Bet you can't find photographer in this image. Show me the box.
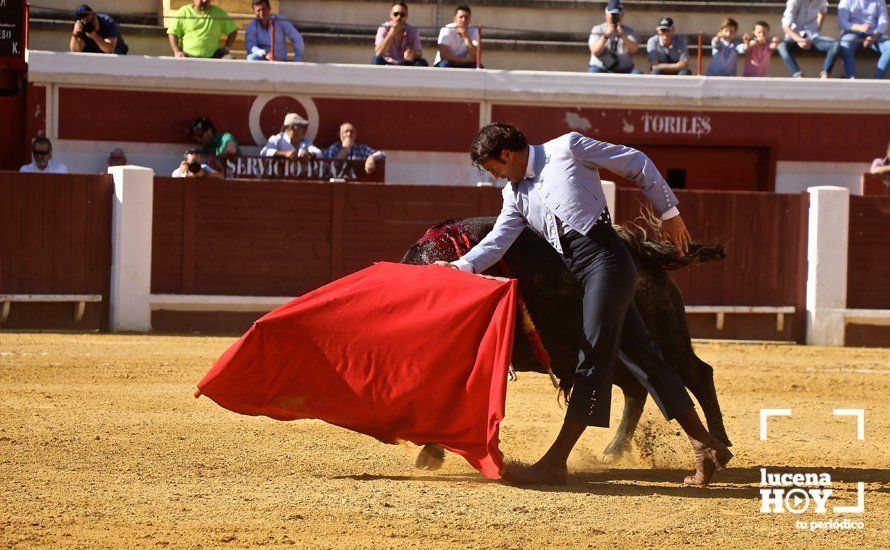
[69,5,129,55]
[172,149,222,179]
[588,0,641,74]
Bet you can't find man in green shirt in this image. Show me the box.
[190,118,241,159]
[167,0,238,58]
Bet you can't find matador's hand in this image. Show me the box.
[662,215,692,256]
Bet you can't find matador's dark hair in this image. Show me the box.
[470,123,528,167]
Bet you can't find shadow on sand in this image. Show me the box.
[333,466,890,500]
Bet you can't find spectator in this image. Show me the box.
[190,118,241,159]
[871,141,890,174]
[246,0,305,62]
[20,137,69,174]
[742,21,780,77]
[69,5,129,55]
[706,18,745,76]
[588,0,641,74]
[434,5,480,68]
[324,122,386,175]
[260,113,322,158]
[172,149,221,178]
[647,17,691,75]
[107,147,128,168]
[777,0,840,78]
[838,0,890,79]
[373,2,428,66]
[167,0,237,59]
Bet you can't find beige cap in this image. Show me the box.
[283,113,309,127]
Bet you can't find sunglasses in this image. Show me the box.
[392,11,406,18]
[33,149,50,156]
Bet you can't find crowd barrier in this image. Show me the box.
[1,168,887,345]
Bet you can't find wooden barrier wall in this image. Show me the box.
[615,188,809,342]
[151,178,502,297]
[152,180,811,340]
[846,196,890,346]
[848,196,890,309]
[0,172,113,329]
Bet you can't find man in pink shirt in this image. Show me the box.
[372,2,428,66]
[743,20,780,76]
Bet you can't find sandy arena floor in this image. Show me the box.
[1,333,888,548]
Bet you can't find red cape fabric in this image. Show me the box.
[196,262,517,479]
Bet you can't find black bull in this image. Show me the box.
[401,217,732,466]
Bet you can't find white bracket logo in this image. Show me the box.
[760,408,792,440]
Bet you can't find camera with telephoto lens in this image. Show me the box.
[187,161,203,175]
[609,13,619,25]
[81,19,95,34]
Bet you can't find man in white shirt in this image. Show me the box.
[777,0,839,78]
[436,124,732,486]
[434,4,480,68]
[20,137,69,174]
[260,113,322,158]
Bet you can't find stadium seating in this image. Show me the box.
[26,1,885,76]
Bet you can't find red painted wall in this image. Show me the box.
[492,104,889,165]
[57,88,480,152]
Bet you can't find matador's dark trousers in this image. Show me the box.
[559,221,695,427]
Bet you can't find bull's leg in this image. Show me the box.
[602,368,648,464]
[684,357,732,448]
[415,443,445,470]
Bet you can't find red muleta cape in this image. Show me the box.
[195,262,517,479]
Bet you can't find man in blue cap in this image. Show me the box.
[69,5,129,55]
[588,0,641,74]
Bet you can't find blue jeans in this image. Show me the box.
[650,67,692,75]
[435,59,479,68]
[587,65,643,74]
[371,55,429,67]
[776,35,839,76]
[839,33,890,79]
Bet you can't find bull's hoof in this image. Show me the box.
[415,444,445,471]
[601,444,631,465]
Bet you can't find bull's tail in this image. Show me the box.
[617,206,726,271]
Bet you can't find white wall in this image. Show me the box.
[775,161,871,195]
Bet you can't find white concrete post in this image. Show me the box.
[108,166,154,332]
[601,180,617,215]
[806,186,849,346]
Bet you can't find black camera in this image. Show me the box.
[188,161,202,175]
[609,13,620,25]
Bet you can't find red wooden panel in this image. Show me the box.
[861,173,890,196]
[491,104,890,164]
[0,172,113,328]
[151,179,185,293]
[615,189,808,341]
[341,185,492,273]
[847,196,890,309]
[152,178,335,296]
[0,95,25,170]
[601,145,772,192]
